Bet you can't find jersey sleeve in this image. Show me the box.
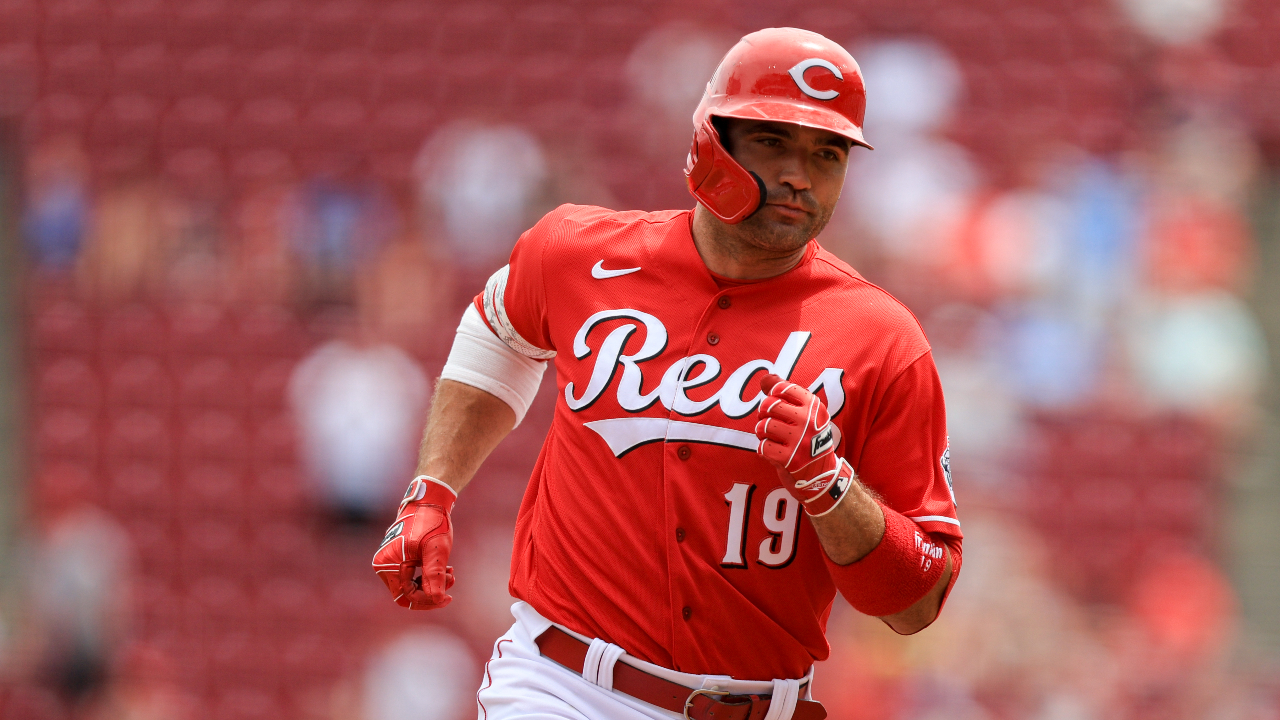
[852,351,960,539]
[472,206,576,360]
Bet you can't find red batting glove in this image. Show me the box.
[755,373,854,516]
[372,476,457,610]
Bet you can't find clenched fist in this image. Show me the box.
[373,476,457,609]
[755,373,854,516]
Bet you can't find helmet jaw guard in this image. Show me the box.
[684,27,872,225]
[685,119,767,225]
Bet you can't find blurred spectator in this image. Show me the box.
[999,302,1106,409]
[625,23,736,156]
[1140,111,1259,295]
[414,122,547,270]
[1119,0,1229,45]
[837,39,979,272]
[89,642,197,720]
[1124,290,1267,419]
[356,229,454,356]
[28,507,133,709]
[361,627,477,720]
[77,165,165,302]
[288,314,429,527]
[287,162,398,305]
[926,304,1021,486]
[22,136,90,271]
[232,152,300,305]
[156,148,230,302]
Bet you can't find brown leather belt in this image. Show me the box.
[535,626,827,720]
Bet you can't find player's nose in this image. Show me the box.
[775,151,813,193]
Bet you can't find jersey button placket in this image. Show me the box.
[676,445,691,461]
[717,296,732,309]
[675,527,685,542]
[682,606,692,621]
[706,332,719,345]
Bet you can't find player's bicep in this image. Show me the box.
[854,352,960,538]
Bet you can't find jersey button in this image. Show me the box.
[682,606,692,620]
[676,445,692,460]
[707,332,720,345]
[717,296,732,310]
[676,528,685,542]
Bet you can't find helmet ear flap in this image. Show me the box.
[685,120,766,225]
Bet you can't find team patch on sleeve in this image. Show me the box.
[941,441,955,505]
[482,265,556,360]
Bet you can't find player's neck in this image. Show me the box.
[690,205,808,280]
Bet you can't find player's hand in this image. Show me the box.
[372,476,457,610]
[755,373,854,516]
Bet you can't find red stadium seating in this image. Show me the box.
[105,461,172,517]
[35,408,98,463]
[307,50,373,100]
[101,304,167,353]
[227,97,300,153]
[177,358,248,411]
[240,305,306,357]
[159,95,231,151]
[177,45,239,99]
[42,43,109,101]
[176,464,247,520]
[42,0,106,46]
[30,301,95,354]
[105,0,171,49]
[35,357,102,410]
[0,1,37,45]
[236,0,304,51]
[237,47,306,102]
[105,355,173,409]
[168,303,235,355]
[250,414,297,467]
[110,44,171,97]
[304,0,373,52]
[88,93,162,153]
[179,411,249,468]
[182,523,250,578]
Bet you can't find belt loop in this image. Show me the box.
[762,678,800,720]
[581,638,627,691]
[582,638,608,686]
[595,643,626,691]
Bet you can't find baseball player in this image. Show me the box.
[374,28,962,720]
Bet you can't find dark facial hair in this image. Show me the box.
[735,185,836,253]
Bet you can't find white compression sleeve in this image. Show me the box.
[440,305,548,427]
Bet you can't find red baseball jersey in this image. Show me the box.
[473,204,961,681]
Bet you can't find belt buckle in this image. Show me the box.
[683,688,730,720]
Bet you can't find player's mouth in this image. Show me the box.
[766,202,810,221]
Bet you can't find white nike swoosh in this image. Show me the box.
[592,260,641,279]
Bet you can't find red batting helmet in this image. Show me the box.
[685,28,873,224]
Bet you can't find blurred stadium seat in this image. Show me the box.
[36,357,101,410]
[105,355,173,409]
[159,95,231,151]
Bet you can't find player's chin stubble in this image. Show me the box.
[737,199,836,255]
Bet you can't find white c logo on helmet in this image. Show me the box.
[788,58,843,101]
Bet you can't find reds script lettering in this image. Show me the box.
[565,308,847,456]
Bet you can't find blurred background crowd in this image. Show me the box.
[0,0,1279,718]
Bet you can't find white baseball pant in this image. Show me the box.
[476,602,813,720]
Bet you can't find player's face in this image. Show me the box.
[721,118,852,252]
